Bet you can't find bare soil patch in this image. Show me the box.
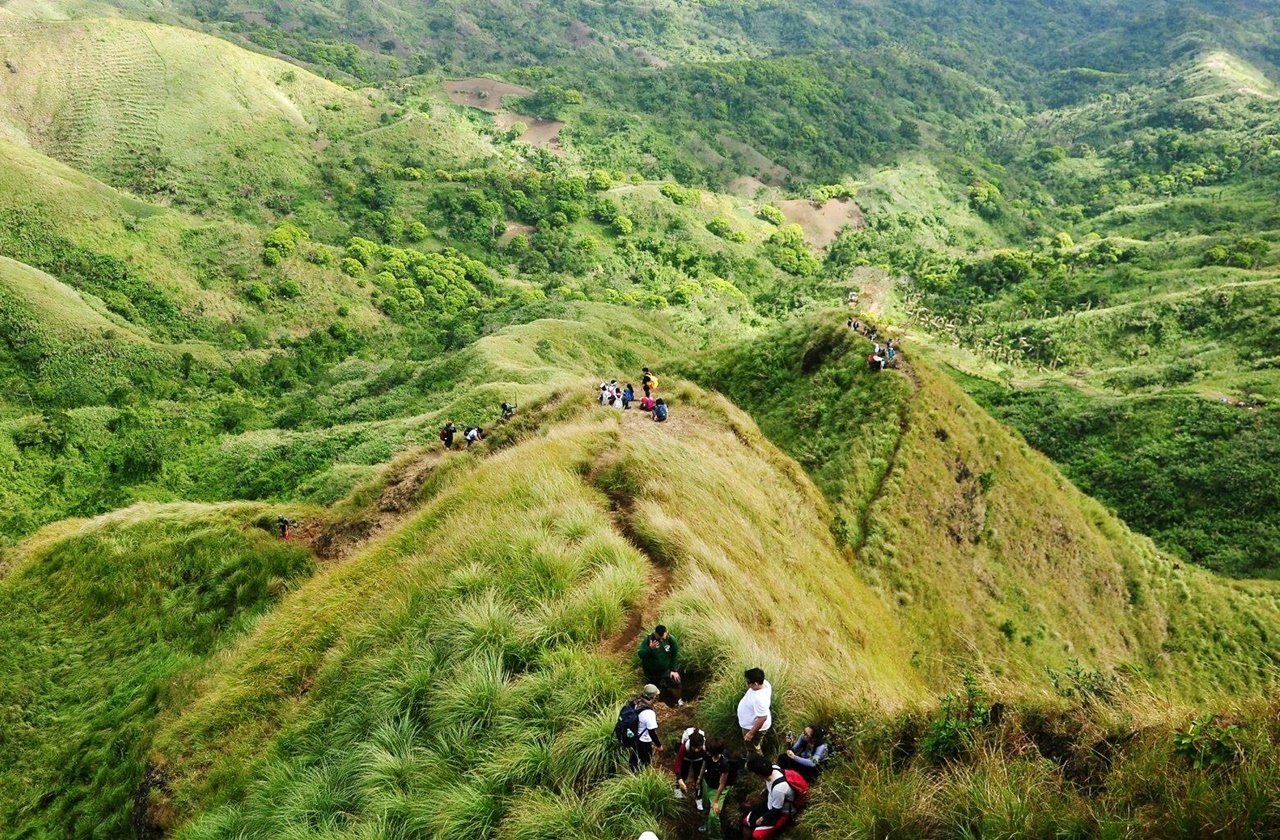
[499,221,534,246]
[495,111,565,153]
[777,197,865,248]
[443,77,535,112]
[728,175,768,197]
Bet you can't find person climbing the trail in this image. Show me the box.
[622,383,635,409]
[501,401,516,421]
[779,725,828,782]
[636,684,662,767]
[638,624,683,706]
[739,755,808,839]
[642,367,657,398]
[639,394,656,413]
[705,737,740,824]
[675,728,709,810]
[847,290,858,306]
[653,399,669,423]
[738,668,772,749]
[276,515,292,540]
[465,426,484,447]
[616,684,662,770]
[439,421,456,450]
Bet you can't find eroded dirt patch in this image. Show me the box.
[495,111,565,153]
[777,197,865,248]
[443,77,534,112]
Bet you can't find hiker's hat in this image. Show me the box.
[642,683,660,699]
[639,833,661,840]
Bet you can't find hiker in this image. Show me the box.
[867,353,884,372]
[779,726,828,781]
[501,402,516,421]
[439,421,456,449]
[638,625,682,706]
[622,383,635,409]
[738,668,772,748]
[600,382,612,405]
[674,727,708,810]
[636,684,662,767]
[642,368,657,398]
[616,684,662,770]
[639,394,657,413]
[740,755,808,839]
[612,389,625,410]
[706,738,739,819]
[276,515,292,540]
[465,426,484,447]
[847,290,858,306]
[653,399,669,423]
[639,833,660,840]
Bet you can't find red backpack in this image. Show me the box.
[771,767,810,811]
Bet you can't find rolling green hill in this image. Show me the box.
[3,1,1280,837]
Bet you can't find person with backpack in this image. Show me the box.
[642,368,657,398]
[740,755,809,839]
[617,684,662,770]
[439,421,456,450]
[673,727,708,810]
[500,402,516,421]
[653,399,669,423]
[637,625,682,706]
[779,725,828,782]
[276,515,292,540]
[738,668,772,749]
[639,395,656,413]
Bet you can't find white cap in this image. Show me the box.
[639,833,660,840]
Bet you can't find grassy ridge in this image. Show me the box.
[0,503,314,838]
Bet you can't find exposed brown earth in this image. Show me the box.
[443,77,534,112]
[777,197,866,248]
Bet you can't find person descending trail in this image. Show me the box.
[779,726,828,782]
[740,756,809,839]
[705,738,741,823]
[439,421,456,450]
[276,515,292,540]
[653,399,669,423]
[638,624,682,706]
[674,728,709,811]
[738,668,772,749]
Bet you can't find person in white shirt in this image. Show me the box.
[737,667,772,749]
[740,755,793,838]
[636,683,662,767]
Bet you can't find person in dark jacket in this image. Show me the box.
[637,624,682,706]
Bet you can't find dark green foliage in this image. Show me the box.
[921,674,990,762]
[1174,715,1242,770]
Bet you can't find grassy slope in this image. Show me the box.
[0,502,314,838]
[145,393,923,836]
[682,316,1280,698]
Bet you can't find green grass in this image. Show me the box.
[0,503,315,838]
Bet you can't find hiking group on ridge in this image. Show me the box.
[599,367,669,422]
[616,624,827,838]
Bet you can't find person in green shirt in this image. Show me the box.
[638,624,683,706]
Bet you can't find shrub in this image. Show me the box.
[758,204,786,226]
[1174,715,1242,769]
[244,282,271,304]
[273,279,302,299]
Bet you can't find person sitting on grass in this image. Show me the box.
[622,383,635,409]
[740,755,793,839]
[779,726,828,781]
[638,624,683,706]
[653,399,669,423]
[639,395,657,413]
[674,727,708,810]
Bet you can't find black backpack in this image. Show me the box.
[614,699,641,747]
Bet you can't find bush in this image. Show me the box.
[244,282,271,304]
[758,204,786,226]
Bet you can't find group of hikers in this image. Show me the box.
[600,367,669,422]
[617,625,828,838]
[437,402,517,450]
[847,317,901,372]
